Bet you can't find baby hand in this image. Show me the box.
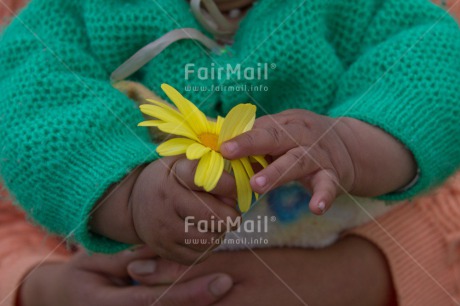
[221,110,416,215]
[131,157,240,265]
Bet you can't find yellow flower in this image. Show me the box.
[138,83,267,212]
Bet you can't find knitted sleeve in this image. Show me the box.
[0,1,158,253]
[326,0,460,200]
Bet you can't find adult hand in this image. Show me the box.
[20,246,233,306]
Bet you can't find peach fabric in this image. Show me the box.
[0,188,71,306]
[0,0,28,25]
[434,0,460,20]
[347,173,460,305]
[0,1,460,306]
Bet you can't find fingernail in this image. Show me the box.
[209,275,233,296]
[317,201,326,214]
[254,176,267,187]
[129,260,156,275]
[223,141,238,154]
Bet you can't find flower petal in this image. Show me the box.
[194,151,225,191]
[215,116,225,134]
[240,157,255,178]
[156,138,196,156]
[195,151,212,187]
[138,120,164,127]
[231,159,252,212]
[251,155,268,168]
[240,157,261,201]
[156,122,199,141]
[218,104,256,146]
[161,84,210,135]
[140,102,198,140]
[146,99,175,109]
[186,143,211,160]
[139,104,184,124]
[224,159,232,173]
[202,151,224,192]
[208,120,217,134]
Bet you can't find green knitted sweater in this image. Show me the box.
[1,0,460,253]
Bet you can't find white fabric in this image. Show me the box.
[218,196,397,250]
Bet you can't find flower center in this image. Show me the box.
[198,133,219,151]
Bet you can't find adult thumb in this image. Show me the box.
[109,273,233,306]
[157,273,233,305]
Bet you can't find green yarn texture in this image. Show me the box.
[1,0,460,253]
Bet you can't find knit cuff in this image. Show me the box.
[328,84,459,201]
[22,131,159,254]
[345,201,460,305]
[72,136,158,253]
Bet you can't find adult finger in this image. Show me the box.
[128,257,228,287]
[73,246,156,278]
[101,273,233,306]
[128,257,189,285]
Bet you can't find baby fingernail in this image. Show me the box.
[254,176,267,187]
[129,260,156,275]
[209,275,233,296]
[223,141,238,153]
[317,201,326,213]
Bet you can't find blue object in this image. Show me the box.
[267,183,311,223]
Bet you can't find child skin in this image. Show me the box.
[90,110,416,265]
